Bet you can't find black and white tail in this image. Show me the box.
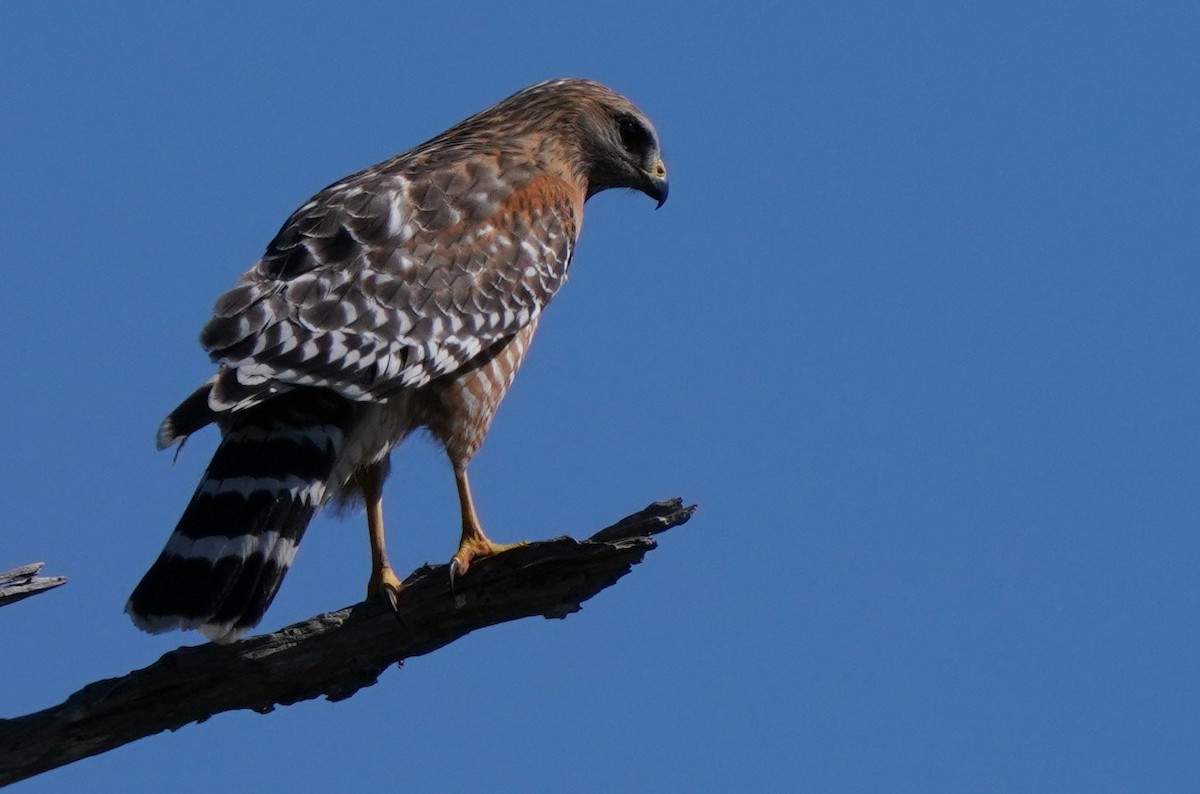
[127,388,355,643]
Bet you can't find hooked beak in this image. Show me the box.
[643,158,669,209]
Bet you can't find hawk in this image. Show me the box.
[126,79,668,642]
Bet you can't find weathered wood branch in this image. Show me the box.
[0,563,67,608]
[0,499,693,786]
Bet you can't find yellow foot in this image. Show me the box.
[367,565,404,612]
[449,537,527,587]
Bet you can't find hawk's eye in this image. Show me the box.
[617,114,653,155]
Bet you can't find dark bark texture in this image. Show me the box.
[0,499,693,786]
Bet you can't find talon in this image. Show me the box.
[449,538,526,586]
[367,565,404,613]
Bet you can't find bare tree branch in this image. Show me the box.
[0,563,67,608]
[0,499,694,786]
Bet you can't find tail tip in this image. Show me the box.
[125,600,246,644]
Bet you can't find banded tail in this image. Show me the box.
[127,388,355,643]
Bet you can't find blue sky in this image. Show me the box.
[2,2,1197,790]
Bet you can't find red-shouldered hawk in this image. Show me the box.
[126,79,668,642]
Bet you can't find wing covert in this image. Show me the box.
[200,160,581,403]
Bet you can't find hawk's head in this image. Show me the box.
[566,79,668,208]
[497,78,669,208]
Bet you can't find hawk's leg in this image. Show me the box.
[361,462,403,611]
[449,466,525,586]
